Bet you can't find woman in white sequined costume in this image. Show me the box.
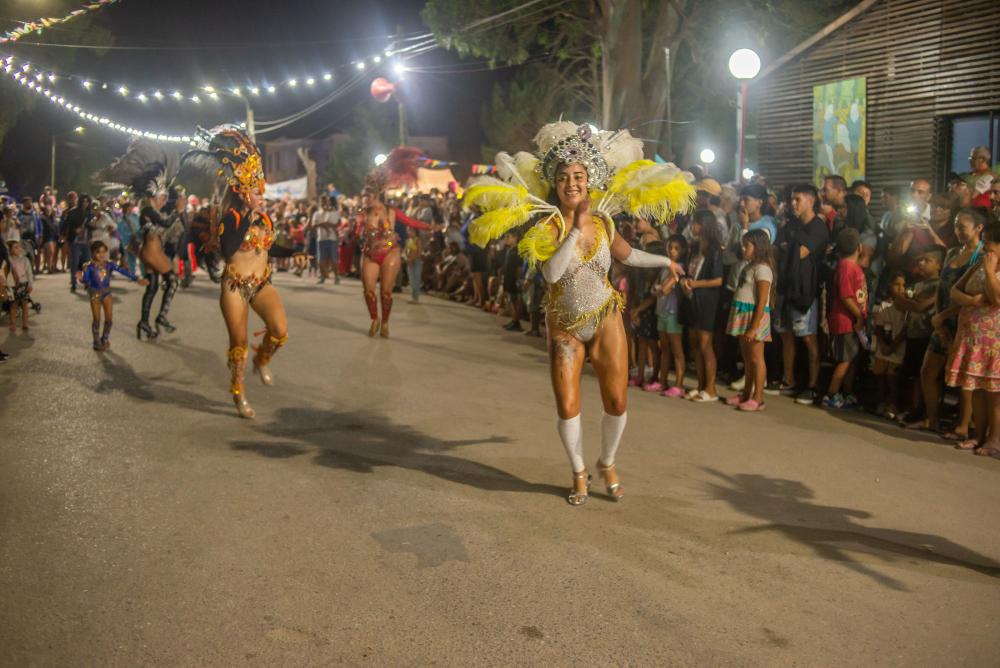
[466,122,695,505]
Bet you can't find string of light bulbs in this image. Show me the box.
[0,39,424,109]
[1,55,194,144]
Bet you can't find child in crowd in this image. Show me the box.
[897,249,941,426]
[499,231,524,331]
[655,234,688,397]
[823,228,868,408]
[76,240,147,350]
[5,240,33,333]
[871,272,908,419]
[681,208,724,402]
[631,241,666,388]
[725,229,773,411]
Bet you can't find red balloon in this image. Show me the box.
[370,78,395,103]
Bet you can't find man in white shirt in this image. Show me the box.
[312,196,341,284]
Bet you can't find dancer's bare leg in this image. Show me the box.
[378,251,401,337]
[249,284,288,385]
[588,313,628,499]
[220,288,252,417]
[361,258,380,335]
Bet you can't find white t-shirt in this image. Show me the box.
[733,262,773,307]
[313,209,340,242]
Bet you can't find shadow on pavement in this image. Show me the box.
[231,406,565,498]
[96,351,234,416]
[704,468,1000,590]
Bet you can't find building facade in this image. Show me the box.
[750,0,1000,191]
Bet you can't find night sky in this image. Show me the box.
[0,0,502,194]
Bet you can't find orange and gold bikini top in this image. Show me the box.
[219,208,275,254]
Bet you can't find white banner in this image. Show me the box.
[265,176,308,200]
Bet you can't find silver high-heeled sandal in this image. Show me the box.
[253,360,274,386]
[567,471,591,506]
[597,461,624,501]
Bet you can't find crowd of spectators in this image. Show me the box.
[3,147,1000,454]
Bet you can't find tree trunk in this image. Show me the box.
[597,0,643,131]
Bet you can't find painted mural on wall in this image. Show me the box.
[813,77,866,187]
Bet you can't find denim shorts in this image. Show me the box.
[657,313,683,334]
[773,296,819,337]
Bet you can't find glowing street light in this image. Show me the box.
[171,91,182,100]
[700,148,716,164]
[355,62,366,70]
[393,62,406,77]
[323,72,332,81]
[728,48,761,181]
[374,153,387,166]
[742,167,755,181]
[728,49,762,80]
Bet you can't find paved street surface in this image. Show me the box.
[2,270,999,666]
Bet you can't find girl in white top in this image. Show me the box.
[725,229,774,411]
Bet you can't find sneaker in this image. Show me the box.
[821,393,845,409]
[795,388,818,405]
[843,394,860,409]
[642,381,665,392]
[763,381,782,396]
[662,386,684,398]
[779,382,798,397]
[729,376,747,392]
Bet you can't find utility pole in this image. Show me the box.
[50,134,56,190]
[664,47,672,162]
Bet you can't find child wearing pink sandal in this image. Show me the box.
[725,229,773,412]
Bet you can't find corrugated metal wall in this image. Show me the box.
[751,0,1000,191]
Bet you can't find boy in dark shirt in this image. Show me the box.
[823,228,868,409]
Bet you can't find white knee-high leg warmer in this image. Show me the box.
[600,411,627,467]
[557,414,585,472]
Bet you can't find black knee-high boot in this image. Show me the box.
[138,272,159,339]
[156,272,178,333]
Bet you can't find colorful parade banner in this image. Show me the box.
[1,1,122,44]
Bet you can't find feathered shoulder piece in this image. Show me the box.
[465,150,561,255]
[594,160,696,222]
[92,138,181,196]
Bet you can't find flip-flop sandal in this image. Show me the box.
[955,439,980,450]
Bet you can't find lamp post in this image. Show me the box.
[50,126,84,192]
[728,48,761,181]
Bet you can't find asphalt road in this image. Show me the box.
[1,269,998,666]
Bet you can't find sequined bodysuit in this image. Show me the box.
[545,222,623,343]
[362,216,397,266]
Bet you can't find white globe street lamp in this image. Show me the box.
[700,148,716,164]
[742,167,755,181]
[374,153,387,166]
[728,49,761,80]
[728,48,761,182]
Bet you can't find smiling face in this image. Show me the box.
[554,163,588,209]
[954,213,983,245]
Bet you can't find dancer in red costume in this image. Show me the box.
[360,148,430,338]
